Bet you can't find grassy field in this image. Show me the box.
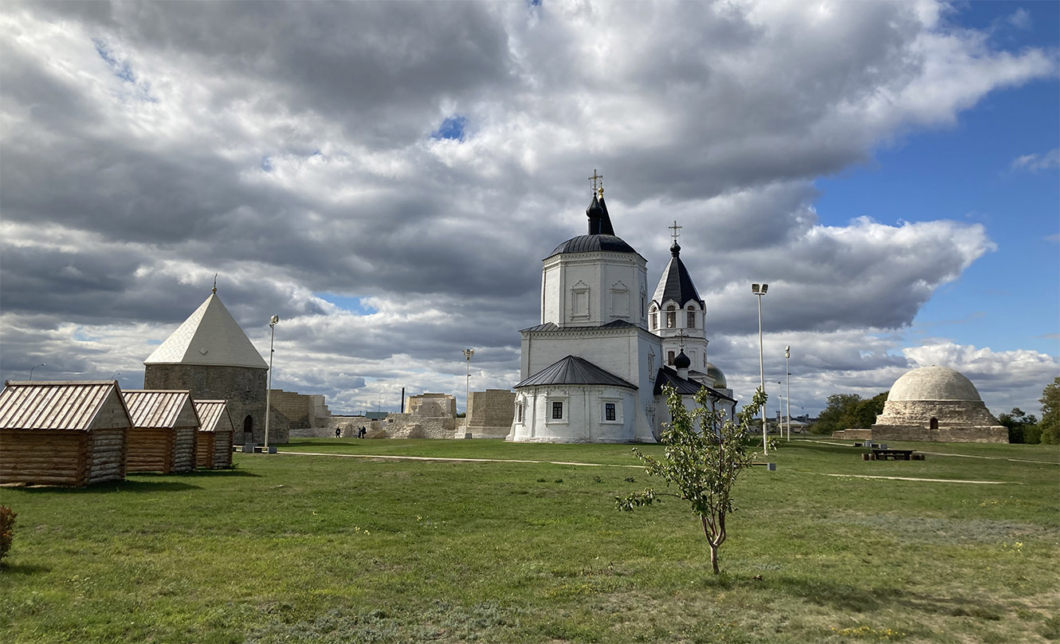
[1,437,1057,643]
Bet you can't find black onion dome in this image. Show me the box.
[548,234,637,258]
[674,351,691,369]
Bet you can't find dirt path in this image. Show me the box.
[817,473,1014,485]
[802,439,1057,465]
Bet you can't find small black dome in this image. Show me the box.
[548,234,637,258]
[670,240,681,256]
[674,351,691,369]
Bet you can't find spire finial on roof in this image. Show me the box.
[588,169,603,194]
[669,220,682,244]
[212,274,218,294]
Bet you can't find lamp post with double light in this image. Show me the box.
[264,315,279,452]
[752,283,768,455]
[785,345,791,441]
[462,348,474,416]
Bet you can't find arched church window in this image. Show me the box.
[650,311,657,330]
[687,306,696,329]
[667,350,675,366]
[666,305,676,328]
[929,417,939,430]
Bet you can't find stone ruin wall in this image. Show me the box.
[269,390,331,434]
[404,393,457,417]
[871,400,1008,443]
[466,389,516,439]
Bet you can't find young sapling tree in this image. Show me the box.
[617,384,768,575]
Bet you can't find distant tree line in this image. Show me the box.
[1002,377,1059,444]
[809,391,888,435]
[808,377,1060,444]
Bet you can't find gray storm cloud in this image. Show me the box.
[1,0,1055,414]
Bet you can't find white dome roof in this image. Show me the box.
[888,366,982,402]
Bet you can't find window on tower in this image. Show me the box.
[650,310,658,330]
[687,307,696,329]
[666,305,676,328]
[667,350,675,365]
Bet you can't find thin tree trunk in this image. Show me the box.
[710,543,719,575]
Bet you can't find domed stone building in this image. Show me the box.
[871,366,1007,443]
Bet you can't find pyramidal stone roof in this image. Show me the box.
[651,241,704,308]
[144,293,269,369]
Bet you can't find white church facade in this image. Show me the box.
[507,181,735,443]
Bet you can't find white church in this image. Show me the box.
[507,179,736,443]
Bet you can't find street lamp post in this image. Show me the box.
[29,363,45,380]
[264,315,279,452]
[785,346,791,441]
[462,349,475,416]
[752,283,768,455]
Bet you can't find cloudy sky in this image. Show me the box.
[2,0,1057,419]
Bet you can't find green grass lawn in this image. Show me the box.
[1,438,1057,643]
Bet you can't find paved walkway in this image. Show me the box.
[277,450,639,468]
[275,450,1015,484]
[802,439,1057,465]
[817,473,1013,485]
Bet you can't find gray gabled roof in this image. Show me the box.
[515,355,637,390]
[521,320,638,333]
[144,293,268,369]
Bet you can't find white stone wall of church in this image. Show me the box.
[508,386,637,442]
[541,252,648,328]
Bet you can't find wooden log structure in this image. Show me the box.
[122,391,200,474]
[0,382,132,487]
[193,400,235,469]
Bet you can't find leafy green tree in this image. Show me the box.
[850,391,889,429]
[811,393,861,434]
[617,384,768,575]
[1039,378,1060,445]
[998,407,1040,444]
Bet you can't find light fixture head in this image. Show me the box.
[785,346,790,358]
[270,315,280,325]
[752,283,760,293]
[761,283,769,294]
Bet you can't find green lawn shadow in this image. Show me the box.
[17,480,203,494]
[1,562,51,575]
[775,575,1006,618]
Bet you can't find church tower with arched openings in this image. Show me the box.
[509,174,736,443]
[649,221,708,375]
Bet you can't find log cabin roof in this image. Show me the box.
[193,400,235,433]
[0,380,131,431]
[123,390,200,430]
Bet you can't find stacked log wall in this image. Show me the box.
[87,428,127,484]
[196,433,215,469]
[126,428,174,473]
[0,429,83,485]
[215,431,233,468]
[172,426,197,473]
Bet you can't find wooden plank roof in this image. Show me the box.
[0,380,128,431]
[123,390,199,429]
[193,400,234,433]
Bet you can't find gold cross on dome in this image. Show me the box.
[588,169,603,193]
[669,220,682,244]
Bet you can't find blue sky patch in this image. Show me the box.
[316,293,377,315]
[93,39,136,83]
[432,116,468,141]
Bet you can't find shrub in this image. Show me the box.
[0,505,16,564]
